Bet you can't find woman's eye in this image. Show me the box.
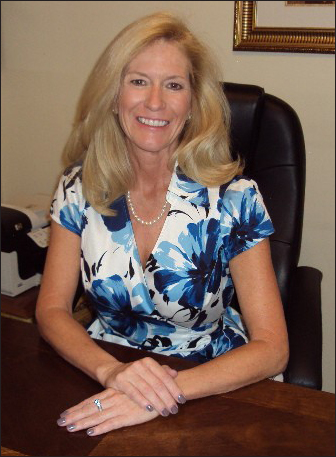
[130,79,146,86]
[167,82,183,91]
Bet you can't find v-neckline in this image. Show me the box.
[123,194,172,274]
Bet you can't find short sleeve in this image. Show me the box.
[50,165,86,236]
[220,177,274,261]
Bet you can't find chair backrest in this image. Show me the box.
[223,82,306,311]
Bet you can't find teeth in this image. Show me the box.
[138,117,169,127]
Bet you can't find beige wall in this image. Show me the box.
[2,1,335,392]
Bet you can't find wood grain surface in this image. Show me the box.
[1,317,335,457]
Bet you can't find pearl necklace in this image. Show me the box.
[126,191,168,226]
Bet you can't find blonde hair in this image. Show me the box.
[62,11,243,215]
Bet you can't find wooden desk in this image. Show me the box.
[1,287,39,322]
[1,317,335,456]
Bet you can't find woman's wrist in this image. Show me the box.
[95,358,124,387]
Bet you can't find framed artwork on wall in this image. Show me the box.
[233,1,335,53]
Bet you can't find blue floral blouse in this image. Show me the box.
[50,163,274,364]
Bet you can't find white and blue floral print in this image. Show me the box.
[50,163,274,363]
[153,218,223,313]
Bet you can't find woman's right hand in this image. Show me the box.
[100,357,186,416]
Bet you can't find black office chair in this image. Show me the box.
[223,82,323,390]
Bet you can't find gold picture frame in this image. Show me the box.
[233,1,335,54]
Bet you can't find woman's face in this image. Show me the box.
[118,40,192,158]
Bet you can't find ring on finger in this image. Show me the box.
[93,399,103,412]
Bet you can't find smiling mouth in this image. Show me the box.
[137,117,169,127]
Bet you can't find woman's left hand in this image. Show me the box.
[56,387,161,436]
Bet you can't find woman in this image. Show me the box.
[36,11,289,436]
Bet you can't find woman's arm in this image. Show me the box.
[36,221,117,382]
[175,238,289,400]
[36,221,183,416]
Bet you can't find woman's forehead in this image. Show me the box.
[125,40,192,77]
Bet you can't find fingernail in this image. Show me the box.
[60,410,68,417]
[161,408,169,417]
[178,394,186,404]
[170,405,179,414]
[67,424,76,431]
[146,404,154,412]
[87,428,95,436]
[57,417,66,426]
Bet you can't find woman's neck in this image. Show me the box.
[128,150,174,195]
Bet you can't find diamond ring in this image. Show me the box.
[93,399,103,412]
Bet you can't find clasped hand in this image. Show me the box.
[57,357,186,436]
[105,357,186,415]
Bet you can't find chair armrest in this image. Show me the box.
[283,266,323,390]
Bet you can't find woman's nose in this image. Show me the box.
[145,85,165,111]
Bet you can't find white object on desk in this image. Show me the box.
[1,252,42,297]
[1,194,51,297]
